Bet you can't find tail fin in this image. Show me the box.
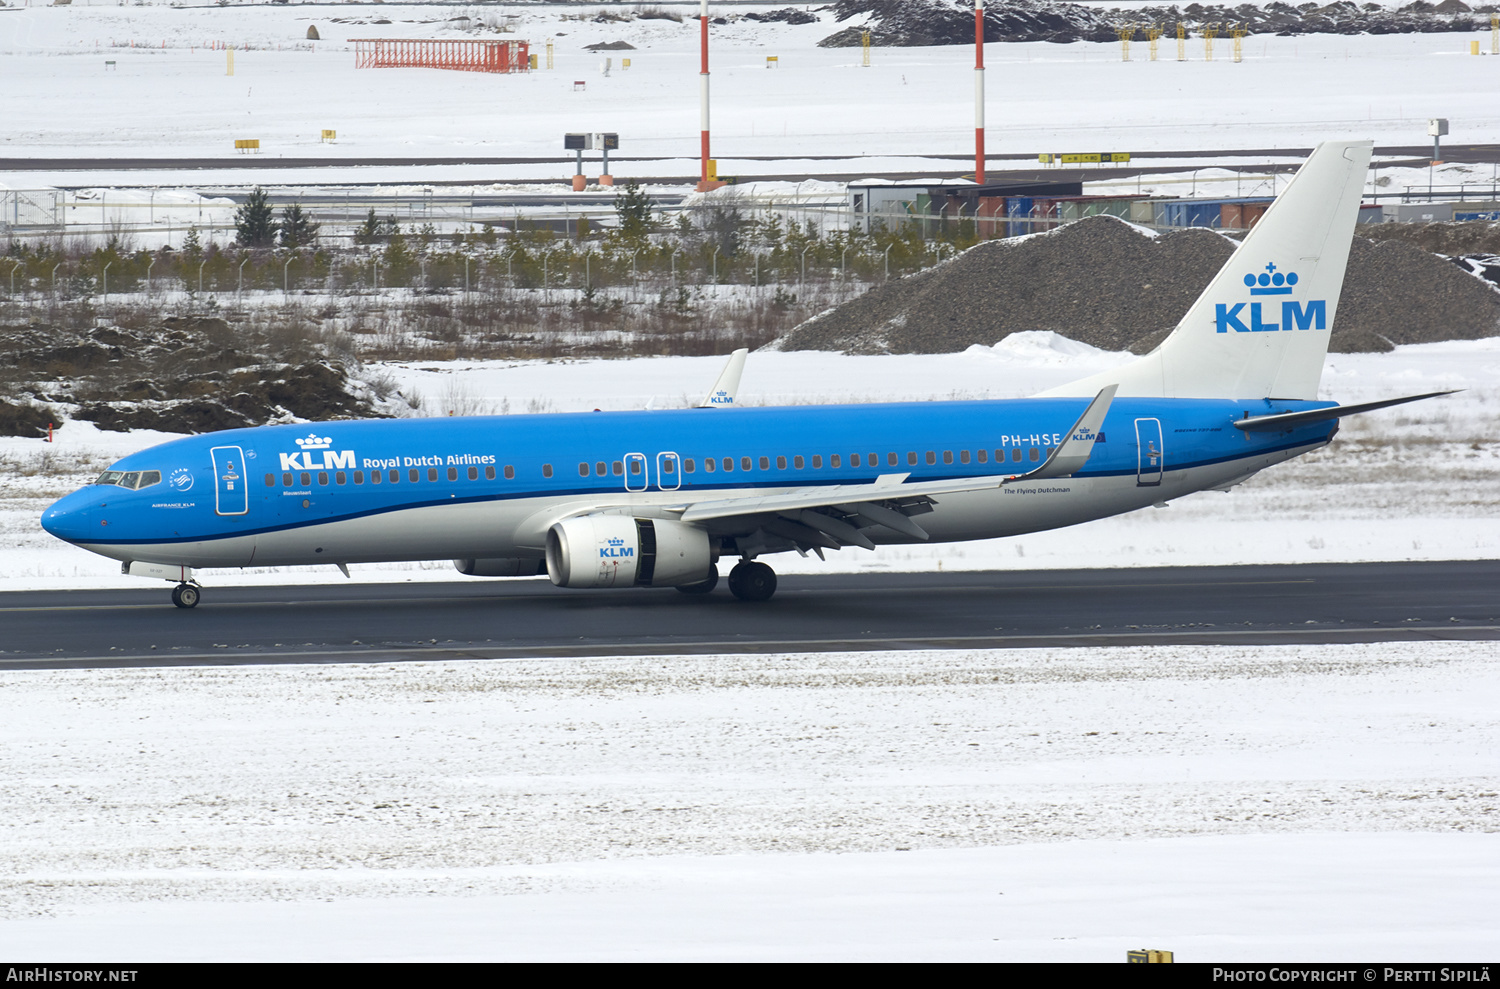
[1042,140,1373,401]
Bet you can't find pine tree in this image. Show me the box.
[613,180,655,240]
[354,208,383,245]
[278,203,320,249]
[234,187,277,248]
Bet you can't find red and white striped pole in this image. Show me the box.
[699,0,712,189]
[975,0,986,186]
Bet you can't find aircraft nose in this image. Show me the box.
[41,489,100,543]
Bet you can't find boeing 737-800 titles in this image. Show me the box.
[41,141,1449,606]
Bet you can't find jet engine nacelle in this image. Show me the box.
[452,557,547,577]
[545,515,712,588]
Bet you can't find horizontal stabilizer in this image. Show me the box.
[1232,390,1456,432]
[1004,385,1117,483]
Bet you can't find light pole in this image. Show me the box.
[198,258,206,295]
[51,262,61,300]
[711,245,720,284]
[101,260,111,310]
[146,257,155,296]
[800,244,812,295]
[284,252,295,297]
[238,256,249,301]
[974,0,986,186]
[884,243,893,281]
[7,259,22,297]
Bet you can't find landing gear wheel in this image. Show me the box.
[675,563,719,595]
[727,561,777,602]
[171,583,200,609]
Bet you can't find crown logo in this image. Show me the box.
[607,536,625,546]
[1243,262,1298,296]
[295,434,333,449]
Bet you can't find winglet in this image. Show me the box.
[1005,385,1117,484]
[699,349,749,408]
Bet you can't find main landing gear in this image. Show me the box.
[726,560,777,602]
[170,583,201,609]
[674,560,778,601]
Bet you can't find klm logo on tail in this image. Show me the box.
[1215,263,1326,334]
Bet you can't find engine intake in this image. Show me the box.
[546,515,711,588]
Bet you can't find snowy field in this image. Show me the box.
[3,2,1500,189]
[1,640,1498,961]
[2,334,1496,593]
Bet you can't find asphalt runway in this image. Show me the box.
[1,560,1496,670]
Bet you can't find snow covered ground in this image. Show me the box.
[1,640,1497,960]
[3,2,1499,185]
[2,333,1496,592]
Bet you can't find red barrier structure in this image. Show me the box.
[353,38,529,73]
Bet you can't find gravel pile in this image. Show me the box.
[771,215,1500,356]
[817,0,1498,48]
[0,316,378,437]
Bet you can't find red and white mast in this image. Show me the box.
[699,0,712,190]
[975,0,986,186]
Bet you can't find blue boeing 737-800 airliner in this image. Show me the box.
[41,141,1450,607]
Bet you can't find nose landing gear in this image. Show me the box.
[171,583,201,609]
[726,560,777,602]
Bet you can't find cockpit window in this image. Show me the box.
[92,470,162,490]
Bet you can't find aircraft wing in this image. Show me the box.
[666,386,1117,552]
[698,349,749,408]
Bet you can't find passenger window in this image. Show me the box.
[850,454,861,468]
[372,470,383,485]
[318,472,329,485]
[468,466,479,480]
[960,450,971,464]
[409,469,420,483]
[612,461,623,476]
[1029,447,1041,462]
[722,458,733,472]
[812,455,822,469]
[301,472,312,487]
[758,456,768,470]
[942,451,953,465]
[776,456,787,470]
[445,466,458,481]
[705,458,716,473]
[977,450,988,464]
[485,466,495,480]
[925,451,936,465]
[265,473,276,487]
[994,450,1005,463]
[888,452,898,467]
[662,459,675,474]
[542,464,553,479]
[685,459,696,473]
[831,454,841,468]
[504,466,514,480]
[283,472,293,486]
[389,469,399,483]
[1011,449,1022,462]
[595,461,606,476]
[629,460,641,475]
[579,463,589,477]
[794,455,804,469]
[354,471,365,484]
[907,452,918,466]
[336,471,347,485]
[741,457,752,471]
[429,468,440,482]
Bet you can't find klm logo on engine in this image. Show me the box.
[1215,262,1326,334]
[278,433,356,472]
[600,536,634,559]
